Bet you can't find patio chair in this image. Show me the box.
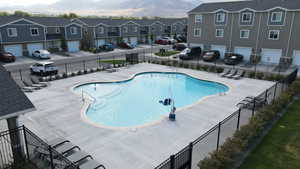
[54,142,81,155]
[224,69,237,78]
[14,79,36,92]
[48,138,70,148]
[232,70,245,80]
[220,68,231,77]
[79,160,105,169]
[23,78,44,89]
[31,76,48,87]
[65,150,93,164]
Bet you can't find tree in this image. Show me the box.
[13,10,31,17]
[59,13,78,19]
[0,12,9,16]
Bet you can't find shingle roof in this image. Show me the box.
[189,0,300,13]
[0,16,72,27]
[0,65,35,120]
[78,18,129,27]
[159,18,187,25]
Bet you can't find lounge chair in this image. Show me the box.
[220,68,231,77]
[48,138,70,148]
[14,79,35,92]
[79,160,105,169]
[31,76,48,87]
[54,142,80,155]
[23,78,43,89]
[66,150,93,164]
[232,70,244,80]
[224,69,237,78]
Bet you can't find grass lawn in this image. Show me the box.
[155,50,180,57]
[238,98,300,169]
[98,59,126,64]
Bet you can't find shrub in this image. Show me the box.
[216,67,224,73]
[248,71,255,78]
[256,72,264,80]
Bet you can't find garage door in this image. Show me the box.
[130,37,138,46]
[211,45,226,59]
[96,39,105,47]
[4,45,23,57]
[67,41,80,52]
[293,50,300,66]
[190,43,203,49]
[261,48,282,64]
[27,43,43,56]
[234,47,252,62]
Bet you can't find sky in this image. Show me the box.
[0,0,242,17]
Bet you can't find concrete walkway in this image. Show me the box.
[19,63,274,169]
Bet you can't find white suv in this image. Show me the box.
[30,62,58,76]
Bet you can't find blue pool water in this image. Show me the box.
[74,72,229,128]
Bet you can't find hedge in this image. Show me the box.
[198,80,300,169]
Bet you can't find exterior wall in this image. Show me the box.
[46,27,64,40]
[172,23,186,35]
[121,23,140,37]
[65,24,82,41]
[150,23,164,36]
[95,25,108,39]
[0,21,45,44]
[188,9,300,61]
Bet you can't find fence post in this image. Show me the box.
[22,126,30,160]
[252,98,256,117]
[216,122,221,151]
[98,56,101,69]
[19,69,22,81]
[264,89,268,105]
[48,146,55,169]
[236,109,241,130]
[170,155,175,169]
[188,142,193,169]
[83,60,86,71]
[65,63,68,74]
[273,82,278,103]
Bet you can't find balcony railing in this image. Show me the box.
[46,33,63,40]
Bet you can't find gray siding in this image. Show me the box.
[0,20,45,43]
[151,23,164,35]
[46,27,64,40]
[95,25,107,38]
[121,23,140,37]
[65,24,82,40]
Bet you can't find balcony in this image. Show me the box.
[107,31,120,37]
[46,33,63,40]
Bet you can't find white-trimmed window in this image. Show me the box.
[268,30,280,40]
[56,28,60,33]
[216,29,224,38]
[123,26,128,33]
[134,26,138,32]
[271,12,283,22]
[240,30,250,39]
[241,12,252,23]
[216,13,225,23]
[195,15,203,23]
[7,28,17,37]
[194,28,201,37]
[30,28,39,36]
[98,27,104,34]
[70,27,78,35]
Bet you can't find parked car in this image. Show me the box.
[172,43,187,51]
[179,47,202,60]
[98,43,115,52]
[30,62,58,76]
[0,52,16,62]
[224,53,244,65]
[118,42,134,49]
[32,50,50,59]
[162,37,177,44]
[202,50,220,62]
[174,35,186,43]
[155,38,169,45]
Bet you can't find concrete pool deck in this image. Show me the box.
[19,63,274,169]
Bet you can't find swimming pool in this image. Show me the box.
[74,72,229,128]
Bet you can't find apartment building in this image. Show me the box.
[0,16,83,57]
[188,0,300,66]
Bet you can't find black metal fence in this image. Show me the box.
[155,68,298,169]
[0,125,77,169]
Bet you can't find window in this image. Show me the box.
[216,29,224,38]
[134,26,138,32]
[30,28,39,36]
[269,30,280,40]
[173,26,177,31]
[194,28,201,37]
[271,12,283,22]
[98,27,104,34]
[70,27,78,35]
[44,28,48,33]
[195,15,203,23]
[56,28,60,33]
[216,13,225,23]
[241,12,252,22]
[240,30,250,39]
[123,26,128,33]
[7,28,17,37]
